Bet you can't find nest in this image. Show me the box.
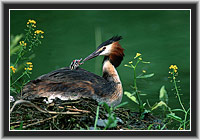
[10,98,166,130]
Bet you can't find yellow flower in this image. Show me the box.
[142,70,146,73]
[169,65,178,73]
[30,23,36,27]
[124,64,128,67]
[129,61,133,64]
[139,57,142,61]
[35,30,44,34]
[10,66,16,73]
[28,19,36,24]
[169,65,178,70]
[28,68,32,71]
[134,53,142,59]
[25,62,33,71]
[26,62,32,65]
[19,41,27,47]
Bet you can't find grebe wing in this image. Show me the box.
[22,67,115,102]
[36,67,101,82]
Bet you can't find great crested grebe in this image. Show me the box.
[22,36,124,106]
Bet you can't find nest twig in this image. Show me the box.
[10,98,166,130]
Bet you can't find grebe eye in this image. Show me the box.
[103,47,106,50]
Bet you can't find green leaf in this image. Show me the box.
[10,45,21,56]
[99,102,111,113]
[94,105,100,130]
[148,124,154,130]
[140,93,147,96]
[124,91,139,104]
[151,101,168,111]
[10,34,23,49]
[10,87,17,93]
[10,126,15,130]
[108,117,117,128]
[171,109,185,112]
[159,85,168,104]
[140,109,151,120]
[114,102,128,110]
[161,124,167,130]
[16,121,24,130]
[167,113,183,122]
[142,61,150,64]
[136,73,154,79]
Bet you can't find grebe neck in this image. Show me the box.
[102,59,123,106]
[102,60,121,84]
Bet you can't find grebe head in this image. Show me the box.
[83,36,124,67]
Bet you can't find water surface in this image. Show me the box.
[10,10,190,127]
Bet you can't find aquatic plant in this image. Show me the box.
[10,19,44,98]
[124,53,190,130]
[168,65,190,130]
[124,53,154,115]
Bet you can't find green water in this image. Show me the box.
[10,10,190,126]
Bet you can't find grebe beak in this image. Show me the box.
[83,49,102,62]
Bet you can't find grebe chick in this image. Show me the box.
[22,36,124,106]
[69,58,83,70]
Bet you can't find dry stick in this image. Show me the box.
[11,119,43,128]
[57,105,90,113]
[10,119,39,125]
[10,100,47,114]
[67,107,90,113]
[23,115,59,129]
[10,99,81,115]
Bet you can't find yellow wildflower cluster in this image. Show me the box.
[169,65,178,73]
[35,30,44,34]
[34,30,44,39]
[25,62,33,71]
[27,19,36,24]
[27,19,36,27]
[19,41,27,47]
[10,66,16,73]
[134,53,142,59]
